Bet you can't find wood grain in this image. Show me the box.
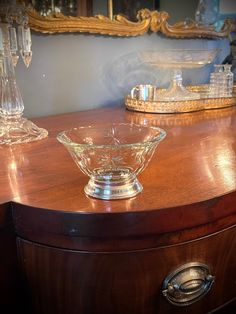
[17,225,236,314]
[12,197,236,251]
[4,105,236,249]
[0,204,31,313]
[0,105,235,213]
[1,105,236,313]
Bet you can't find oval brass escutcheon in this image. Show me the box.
[162,262,215,306]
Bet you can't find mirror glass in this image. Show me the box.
[25,0,199,23]
[25,0,92,17]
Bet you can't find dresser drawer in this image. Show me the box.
[17,225,236,314]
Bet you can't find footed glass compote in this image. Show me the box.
[140,49,219,101]
[0,1,48,145]
[57,123,166,200]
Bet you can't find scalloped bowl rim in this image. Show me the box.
[57,123,167,149]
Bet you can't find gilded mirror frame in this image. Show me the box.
[26,6,233,38]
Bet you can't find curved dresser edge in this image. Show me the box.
[11,190,236,251]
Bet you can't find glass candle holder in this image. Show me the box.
[0,2,48,145]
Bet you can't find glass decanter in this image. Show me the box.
[223,64,234,97]
[0,1,48,145]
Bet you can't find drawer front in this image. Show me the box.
[0,203,31,313]
[17,225,236,314]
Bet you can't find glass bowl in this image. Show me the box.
[139,49,219,69]
[139,48,219,101]
[57,123,166,200]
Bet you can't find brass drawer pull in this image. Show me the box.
[162,262,215,306]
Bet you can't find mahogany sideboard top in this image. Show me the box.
[1,105,236,250]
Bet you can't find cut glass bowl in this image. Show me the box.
[139,48,219,101]
[57,123,166,200]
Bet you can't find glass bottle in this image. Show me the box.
[195,0,218,27]
[223,64,234,97]
[209,64,224,98]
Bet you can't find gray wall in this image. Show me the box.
[16,32,229,118]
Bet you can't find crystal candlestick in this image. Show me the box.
[0,2,48,145]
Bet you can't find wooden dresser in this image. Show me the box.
[1,106,236,314]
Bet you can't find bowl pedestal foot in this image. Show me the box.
[84,169,143,200]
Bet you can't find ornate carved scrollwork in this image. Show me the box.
[27,8,233,38]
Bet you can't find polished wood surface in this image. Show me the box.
[1,105,236,211]
[17,225,236,314]
[0,106,235,246]
[1,106,236,313]
[12,195,236,251]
